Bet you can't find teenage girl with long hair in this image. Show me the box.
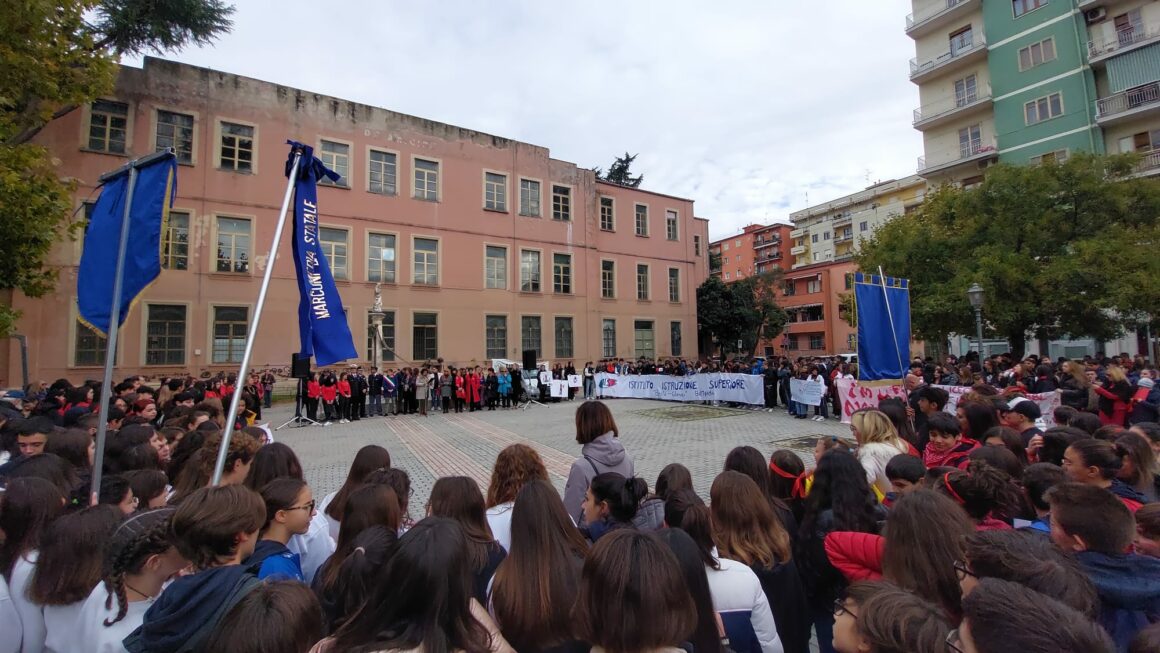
[427,476,506,604]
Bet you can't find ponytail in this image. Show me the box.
[942,461,1021,522]
[589,473,646,523]
[103,508,176,626]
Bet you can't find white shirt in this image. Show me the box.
[10,552,43,653]
[485,503,514,552]
[72,583,151,653]
[317,491,340,541]
[43,600,87,653]
[0,573,21,653]
[858,440,910,496]
[288,509,336,584]
[706,558,783,653]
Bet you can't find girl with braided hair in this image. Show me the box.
[73,508,188,652]
[935,460,1023,530]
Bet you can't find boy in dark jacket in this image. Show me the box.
[1047,482,1160,652]
[124,485,266,653]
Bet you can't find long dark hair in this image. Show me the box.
[657,529,726,653]
[317,484,400,595]
[878,397,919,448]
[427,476,496,572]
[881,490,973,620]
[799,450,880,537]
[244,443,304,490]
[0,477,65,580]
[958,401,999,440]
[724,445,793,517]
[327,525,398,634]
[655,463,694,500]
[29,504,123,605]
[102,508,176,625]
[490,480,588,652]
[332,518,493,653]
[325,445,391,522]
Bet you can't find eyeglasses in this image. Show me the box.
[288,500,316,513]
[953,560,976,581]
[832,598,857,619]
[945,628,965,653]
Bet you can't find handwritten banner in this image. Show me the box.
[835,378,908,423]
[938,384,1059,428]
[594,373,764,405]
[789,378,825,406]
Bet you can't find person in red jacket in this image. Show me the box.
[336,373,352,423]
[467,367,483,412]
[923,412,979,469]
[305,373,321,422]
[319,372,338,424]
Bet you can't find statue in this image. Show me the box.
[372,282,383,312]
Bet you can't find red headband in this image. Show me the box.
[943,471,966,505]
[769,460,799,479]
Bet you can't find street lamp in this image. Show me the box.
[967,283,984,355]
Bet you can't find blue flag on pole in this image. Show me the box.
[77,152,177,336]
[854,272,911,381]
[286,142,358,367]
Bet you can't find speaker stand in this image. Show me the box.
[275,378,322,430]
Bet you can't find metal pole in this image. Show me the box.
[212,149,303,485]
[12,335,28,389]
[877,267,905,377]
[89,165,140,505]
[974,307,984,357]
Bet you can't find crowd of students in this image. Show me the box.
[1,355,1160,653]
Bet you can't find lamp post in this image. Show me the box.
[967,283,984,356]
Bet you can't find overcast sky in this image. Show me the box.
[127,0,921,240]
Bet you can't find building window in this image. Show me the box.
[145,304,186,366]
[634,320,655,360]
[413,158,439,201]
[823,231,831,241]
[519,179,541,217]
[162,211,190,270]
[219,122,254,173]
[959,124,982,158]
[413,238,439,285]
[520,250,541,292]
[1029,149,1069,165]
[552,253,572,294]
[485,172,507,211]
[635,204,649,236]
[1025,93,1063,125]
[809,334,825,350]
[784,281,796,296]
[665,210,679,240]
[319,141,349,185]
[860,221,869,232]
[368,233,396,283]
[1018,37,1055,71]
[602,319,616,358]
[521,316,542,358]
[668,268,680,302]
[552,185,571,221]
[954,74,978,107]
[724,272,731,280]
[367,311,396,361]
[412,312,438,360]
[1013,0,1047,18]
[807,279,822,293]
[485,315,507,359]
[694,235,702,256]
[670,321,682,357]
[723,243,730,251]
[88,100,128,154]
[554,317,574,359]
[485,245,507,289]
[636,264,650,300]
[600,197,615,231]
[215,216,250,273]
[319,227,349,280]
[74,320,107,367]
[845,273,854,290]
[949,26,974,55]
[786,335,798,351]
[155,110,193,164]
[368,150,398,195]
[811,234,819,243]
[212,306,249,364]
[601,260,615,299]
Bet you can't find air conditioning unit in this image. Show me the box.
[1085,7,1106,23]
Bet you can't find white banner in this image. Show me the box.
[789,378,825,406]
[567,374,582,388]
[937,384,1059,428]
[832,379,1061,427]
[594,372,764,405]
[550,379,569,398]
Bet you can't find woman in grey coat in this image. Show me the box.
[562,401,635,525]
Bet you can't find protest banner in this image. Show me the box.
[550,379,569,398]
[539,371,551,384]
[789,378,825,406]
[594,373,764,405]
[567,374,582,388]
[835,378,908,423]
[936,385,1060,428]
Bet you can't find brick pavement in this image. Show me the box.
[267,398,849,511]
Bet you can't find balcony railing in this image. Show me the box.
[1096,81,1160,119]
[917,138,997,173]
[790,245,807,255]
[831,214,852,227]
[834,232,854,244]
[1089,22,1160,59]
[906,0,975,33]
[1137,150,1160,174]
[754,237,781,248]
[913,87,993,125]
[910,36,986,79]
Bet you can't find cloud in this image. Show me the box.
[126,0,921,239]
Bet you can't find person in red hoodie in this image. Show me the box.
[336,373,352,423]
[923,412,979,469]
[305,373,321,422]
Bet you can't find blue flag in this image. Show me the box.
[854,273,911,381]
[77,153,177,336]
[286,142,358,367]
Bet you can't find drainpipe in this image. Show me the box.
[8,335,29,389]
[1074,9,1100,152]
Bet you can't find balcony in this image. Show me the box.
[1134,150,1160,177]
[1096,82,1160,125]
[789,227,805,238]
[1079,0,1133,9]
[831,214,852,228]
[1089,23,1160,64]
[910,36,987,84]
[754,237,781,249]
[913,87,993,130]
[834,232,854,244]
[917,138,999,177]
[906,0,981,40]
[790,244,807,255]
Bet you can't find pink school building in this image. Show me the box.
[1,57,709,383]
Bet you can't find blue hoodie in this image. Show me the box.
[123,565,261,653]
[247,539,304,582]
[1076,551,1160,652]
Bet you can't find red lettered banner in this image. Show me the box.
[836,378,907,423]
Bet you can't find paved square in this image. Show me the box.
[265,398,849,511]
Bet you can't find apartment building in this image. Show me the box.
[2,57,710,383]
[708,223,792,282]
[907,0,1160,182]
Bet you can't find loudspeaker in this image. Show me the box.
[522,349,537,371]
[291,353,311,379]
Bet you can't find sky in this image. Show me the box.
[126,0,922,241]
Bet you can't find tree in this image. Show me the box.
[856,153,1160,359]
[0,0,234,336]
[696,272,788,357]
[735,270,789,357]
[594,152,644,188]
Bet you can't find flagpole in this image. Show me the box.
[212,147,303,485]
[89,147,174,505]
